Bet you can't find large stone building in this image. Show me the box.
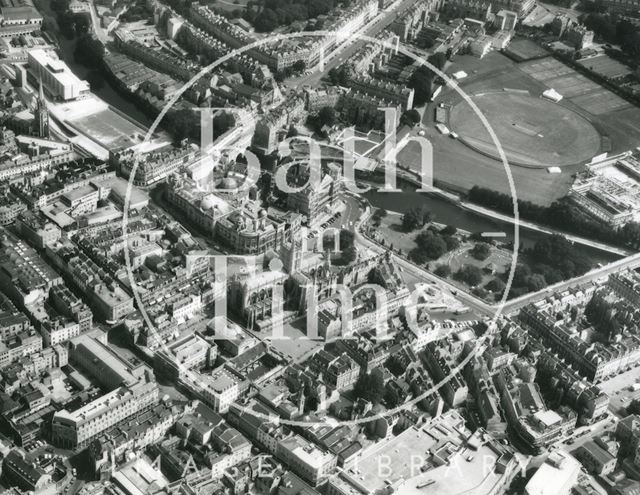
[167,175,291,255]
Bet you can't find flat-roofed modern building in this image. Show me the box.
[195,367,244,413]
[27,49,89,101]
[276,434,338,486]
[69,334,152,389]
[154,333,214,380]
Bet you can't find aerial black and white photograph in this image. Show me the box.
[0,0,638,493]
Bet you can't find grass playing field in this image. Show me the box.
[448,91,602,167]
[399,49,640,206]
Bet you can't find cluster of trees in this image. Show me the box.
[401,109,421,126]
[582,14,640,57]
[409,229,459,264]
[434,264,451,277]
[485,277,506,294]
[401,205,432,231]
[50,0,91,39]
[323,229,356,265]
[273,60,306,82]
[164,0,194,15]
[249,0,337,32]
[353,369,385,405]
[307,106,337,135]
[585,294,622,340]
[627,399,640,416]
[74,33,105,68]
[407,52,447,106]
[371,208,387,227]
[328,66,352,86]
[506,235,593,298]
[453,264,484,286]
[467,186,640,249]
[119,0,153,23]
[433,234,596,300]
[471,242,491,261]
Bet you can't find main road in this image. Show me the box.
[355,206,640,317]
[285,0,420,89]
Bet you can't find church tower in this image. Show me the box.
[34,79,49,138]
[282,236,303,274]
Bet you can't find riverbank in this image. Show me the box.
[362,176,625,263]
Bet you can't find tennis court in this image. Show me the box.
[504,38,549,61]
[520,58,632,115]
[579,55,632,80]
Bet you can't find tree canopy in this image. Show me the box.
[454,265,484,286]
[354,368,385,405]
[402,206,432,231]
[252,0,336,32]
[471,243,491,261]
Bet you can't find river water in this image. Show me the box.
[56,37,154,127]
[364,185,620,264]
[54,34,620,265]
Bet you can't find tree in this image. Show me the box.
[473,287,488,299]
[584,13,617,42]
[341,245,357,264]
[402,206,431,231]
[441,225,457,236]
[434,264,451,277]
[471,243,491,261]
[403,109,421,126]
[526,273,547,292]
[627,398,640,416]
[454,265,484,286]
[328,66,351,86]
[74,33,104,68]
[485,277,506,294]
[254,8,279,32]
[443,235,459,251]
[318,106,337,128]
[385,355,404,376]
[415,231,447,260]
[213,112,236,137]
[428,51,447,72]
[408,66,434,106]
[530,235,591,278]
[339,229,355,250]
[167,108,199,142]
[292,60,306,73]
[287,125,299,138]
[74,13,91,34]
[354,369,385,405]
[372,208,387,226]
[621,222,640,249]
[385,387,401,408]
[513,263,532,287]
[409,247,429,265]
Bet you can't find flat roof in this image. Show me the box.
[72,334,137,386]
[1,6,42,21]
